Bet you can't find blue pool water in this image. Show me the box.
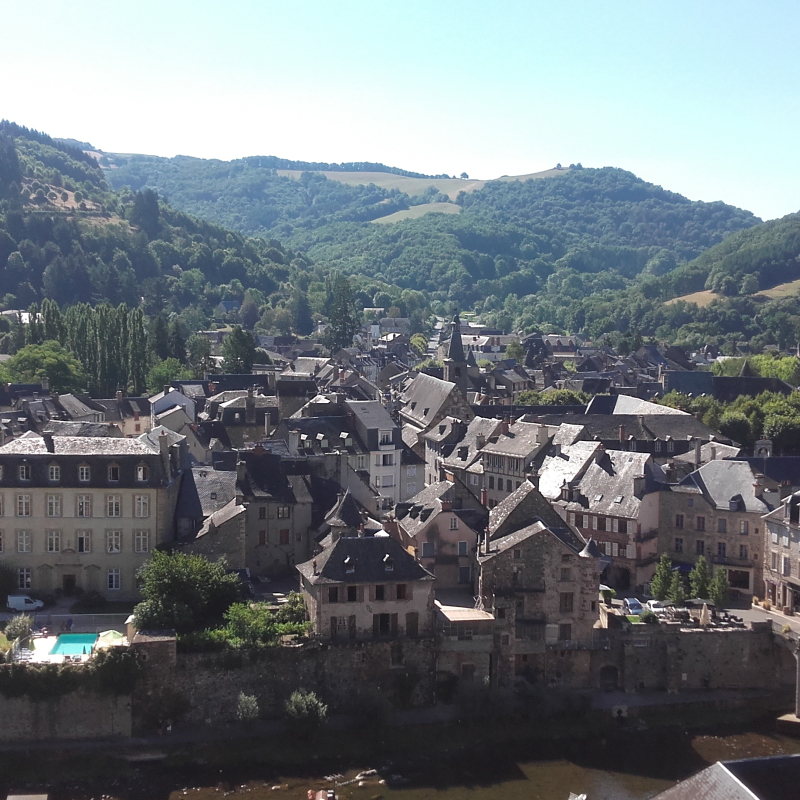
[49,633,98,656]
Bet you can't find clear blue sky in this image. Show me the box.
[2,1,799,220]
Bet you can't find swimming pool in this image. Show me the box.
[49,633,98,656]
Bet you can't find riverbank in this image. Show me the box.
[0,690,796,799]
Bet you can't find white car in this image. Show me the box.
[7,595,44,612]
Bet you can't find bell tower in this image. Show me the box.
[443,314,468,395]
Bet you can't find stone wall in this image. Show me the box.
[133,637,437,728]
[0,690,131,741]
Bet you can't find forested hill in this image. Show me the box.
[0,121,301,328]
[105,152,760,312]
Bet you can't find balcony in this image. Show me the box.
[634,529,659,543]
[710,554,753,569]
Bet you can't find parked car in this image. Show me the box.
[7,595,44,612]
[646,599,669,614]
[622,598,644,616]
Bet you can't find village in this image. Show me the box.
[0,313,799,745]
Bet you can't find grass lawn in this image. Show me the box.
[0,632,10,654]
[666,277,800,308]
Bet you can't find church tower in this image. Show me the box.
[443,314,468,395]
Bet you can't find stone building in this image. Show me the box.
[762,490,800,611]
[297,535,435,640]
[658,460,773,598]
[0,429,185,599]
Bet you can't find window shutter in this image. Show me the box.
[358,585,364,602]
[369,585,375,602]
[373,614,380,638]
[407,583,413,600]
[391,613,398,636]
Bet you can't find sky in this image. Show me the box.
[2,1,799,220]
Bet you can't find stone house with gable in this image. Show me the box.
[297,535,435,641]
[658,460,774,598]
[762,490,800,611]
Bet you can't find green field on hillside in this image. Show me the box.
[371,201,462,224]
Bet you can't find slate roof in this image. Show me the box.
[0,436,154,456]
[176,467,239,520]
[325,490,366,529]
[43,421,123,437]
[345,399,396,430]
[57,393,101,419]
[552,423,585,447]
[297,535,434,585]
[193,498,246,539]
[91,396,151,421]
[441,417,503,471]
[678,460,773,513]
[538,441,602,500]
[565,451,664,518]
[397,481,484,541]
[736,456,800,486]
[399,372,457,428]
[489,479,574,542]
[481,520,590,563]
[674,442,741,464]
[444,315,466,362]
[480,421,549,459]
[713,375,795,401]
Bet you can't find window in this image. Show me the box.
[406,482,416,496]
[277,505,291,519]
[612,542,619,557]
[696,516,705,531]
[559,592,574,613]
[396,583,407,600]
[407,465,416,477]
[347,585,357,602]
[674,537,683,553]
[449,517,459,530]
[106,495,121,517]
[379,430,392,445]
[77,531,91,553]
[258,530,266,546]
[279,529,289,545]
[17,530,31,553]
[106,530,121,554]
[328,587,339,603]
[696,539,705,555]
[506,479,513,492]
[79,465,91,482]
[0,531,2,552]
[46,530,61,553]
[378,475,394,488]
[772,552,779,570]
[568,512,576,526]
[717,518,727,534]
[458,540,468,556]
[739,544,748,559]
[654,440,662,453]
[667,440,675,453]
[591,515,598,530]
[77,495,92,518]
[18,567,31,589]
[469,474,478,486]
[675,514,684,529]
[107,465,120,482]
[0,497,3,516]
[258,506,266,520]
[488,477,495,489]
[16,495,30,517]
[421,541,434,558]
[718,542,726,558]
[107,568,121,591]
[559,567,571,582]
[629,439,636,452]
[136,465,148,482]
[375,584,385,601]
[47,494,61,517]
[381,454,394,466]
[611,518,619,533]
[134,530,149,553]
[18,464,30,481]
[783,556,791,576]
[48,465,60,482]
[740,521,749,535]
[558,623,572,641]
[459,566,471,583]
[135,495,150,518]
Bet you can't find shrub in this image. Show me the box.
[5,614,33,643]
[640,610,659,625]
[285,688,327,742]
[236,691,259,724]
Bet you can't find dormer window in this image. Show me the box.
[666,440,675,453]
[79,465,91,482]
[383,555,394,573]
[344,556,355,574]
[18,464,30,481]
[108,464,120,482]
[654,440,662,453]
[48,465,61,482]
[136,465,149,482]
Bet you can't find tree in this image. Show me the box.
[239,296,259,330]
[7,340,86,392]
[709,568,730,608]
[167,318,186,363]
[149,316,170,361]
[504,338,524,363]
[133,550,242,634]
[129,189,160,239]
[667,571,686,606]
[324,273,360,352]
[688,556,711,599]
[460,172,469,179]
[187,333,214,375]
[236,692,259,724]
[290,290,314,335]
[5,614,33,642]
[146,358,192,395]
[222,326,256,373]
[285,688,327,742]
[650,554,673,601]
[410,333,427,356]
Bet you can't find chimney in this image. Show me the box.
[476,433,486,450]
[441,498,452,512]
[694,438,702,466]
[618,424,626,444]
[116,389,123,403]
[753,478,764,499]
[236,460,246,483]
[43,431,54,453]
[246,387,256,424]
[40,375,49,392]
[358,523,365,537]
[313,559,318,575]
[709,444,716,461]
[480,487,488,506]
[288,430,300,453]
[163,384,171,396]
[500,418,509,435]
[208,382,218,395]
[159,429,170,473]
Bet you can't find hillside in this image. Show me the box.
[104,153,760,315]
